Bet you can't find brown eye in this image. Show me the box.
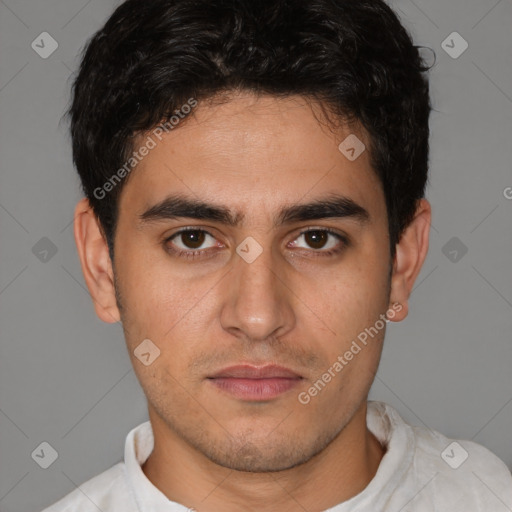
[303,230,329,250]
[291,229,345,253]
[166,229,218,255]
[178,230,206,249]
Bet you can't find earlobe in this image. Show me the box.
[73,197,121,324]
[388,199,431,322]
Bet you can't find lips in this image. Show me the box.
[209,364,302,379]
[207,364,303,401]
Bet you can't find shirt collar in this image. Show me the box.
[124,420,189,511]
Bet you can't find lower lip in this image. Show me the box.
[208,377,302,401]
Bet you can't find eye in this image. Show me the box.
[164,228,220,259]
[289,228,348,256]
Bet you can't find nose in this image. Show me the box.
[219,241,296,343]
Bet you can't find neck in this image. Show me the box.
[141,401,385,512]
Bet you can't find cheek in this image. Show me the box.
[302,259,389,338]
[134,359,196,422]
[117,248,192,329]
[118,261,226,381]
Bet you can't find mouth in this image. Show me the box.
[206,364,304,401]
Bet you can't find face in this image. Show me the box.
[109,92,394,472]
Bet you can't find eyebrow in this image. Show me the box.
[138,193,370,229]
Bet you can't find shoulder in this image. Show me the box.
[410,423,512,508]
[369,402,512,510]
[40,462,136,512]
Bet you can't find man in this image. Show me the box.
[42,0,512,510]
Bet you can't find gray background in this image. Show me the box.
[0,0,511,511]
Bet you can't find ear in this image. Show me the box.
[73,197,121,324]
[388,198,431,322]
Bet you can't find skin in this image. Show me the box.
[74,91,431,512]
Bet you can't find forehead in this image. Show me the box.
[117,92,386,225]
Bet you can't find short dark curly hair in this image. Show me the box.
[68,0,433,262]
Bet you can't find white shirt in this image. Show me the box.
[41,401,512,511]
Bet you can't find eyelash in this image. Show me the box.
[163,227,349,261]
